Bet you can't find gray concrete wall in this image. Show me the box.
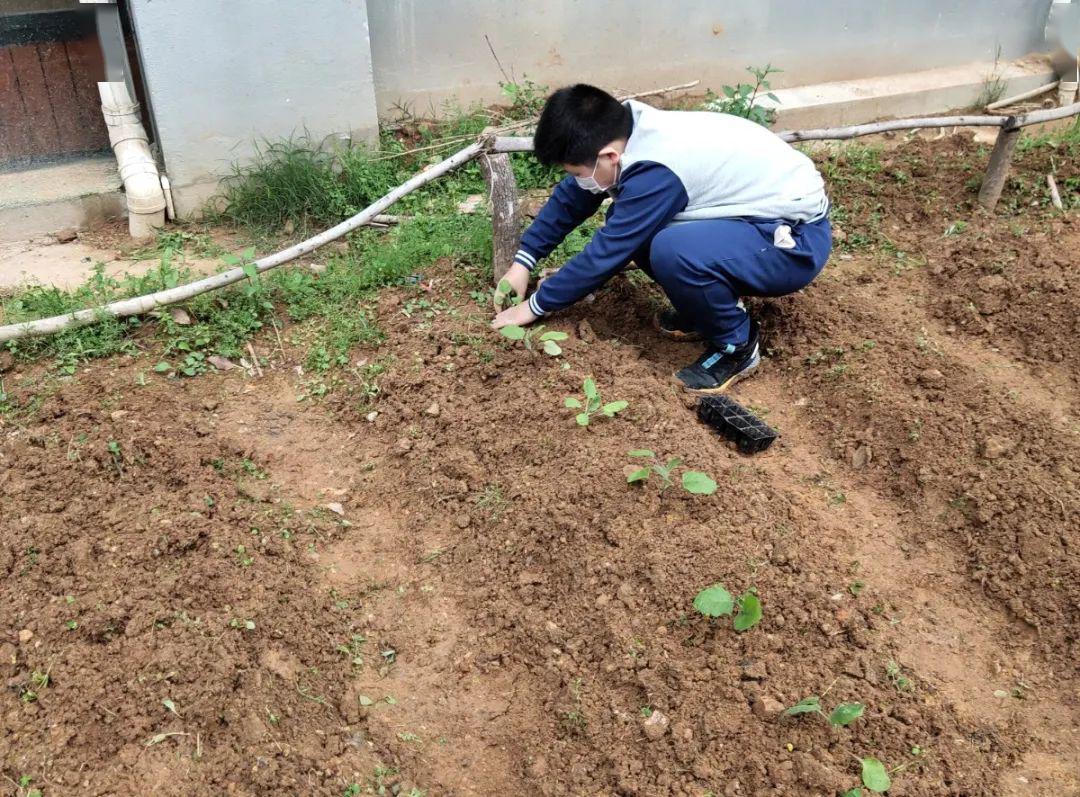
[366,0,1053,115]
[127,0,379,216]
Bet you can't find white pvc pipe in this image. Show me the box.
[159,174,177,221]
[0,142,484,342]
[99,81,166,239]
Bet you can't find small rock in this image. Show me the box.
[517,571,542,586]
[325,502,345,516]
[425,402,440,417]
[202,399,219,412]
[917,368,946,389]
[455,514,471,529]
[283,218,295,236]
[982,436,1013,460]
[643,709,669,740]
[527,755,549,779]
[17,629,33,644]
[309,262,327,274]
[752,695,785,719]
[740,659,767,681]
[169,306,193,326]
[365,411,379,423]
[851,444,872,469]
[576,320,597,343]
[109,409,128,421]
[457,194,484,214]
[208,355,237,371]
[0,351,14,372]
[54,227,78,243]
[394,438,413,455]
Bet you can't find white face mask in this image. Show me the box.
[574,155,616,194]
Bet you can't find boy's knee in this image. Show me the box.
[648,227,684,280]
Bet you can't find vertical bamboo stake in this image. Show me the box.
[479,151,521,283]
[978,123,1021,212]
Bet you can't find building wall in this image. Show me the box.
[127,0,380,216]
[366,0,1053,115]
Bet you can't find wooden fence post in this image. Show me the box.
[978,122,1020,212]
[480,151,521,283]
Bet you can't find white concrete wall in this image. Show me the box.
[127,0,379,216]
[366,0,1053,115]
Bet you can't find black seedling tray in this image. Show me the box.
[697,395,779,455]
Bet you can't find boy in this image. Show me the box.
[491,84,832,393]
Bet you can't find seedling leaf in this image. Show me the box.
[539,331,568,342]
[783,696,822,717]
[500,325,526,341]
[828,702,864,726]
[497,278,513,294]
[153,361,171,373]
[627,467,651,483]
[564,397,582,409]
[163,698,179,716]
[665,457,682,470]
[733,593,762,631]
[543,340,562,356]
[860,758,891,792]
[583,378,599,399]
[842,791,863,797]
[693,584,734,617]
[629,449,654,458]
[358,695,375,706]
[602,401,628,416]
[682,471,717,495]
[576,413,590,426]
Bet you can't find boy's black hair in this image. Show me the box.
[533,84,633,166]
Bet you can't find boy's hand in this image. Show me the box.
[493,262,530,309]
[491,301,538,330]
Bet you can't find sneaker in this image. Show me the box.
[653,308,703,342]
[675,322,761,394]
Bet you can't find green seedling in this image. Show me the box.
[499,324,568,356]
[886,660,911,691]
[860,757,891,792]
[235,544,254,566]
[564,377,628,426]
[692,583,762,632]
[626,450,717,495]
[493,278,522,310]
[106,439,123,477]
[784,695,864,727]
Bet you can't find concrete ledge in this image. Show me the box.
[766,56,1058,130]
[0,155,125,242]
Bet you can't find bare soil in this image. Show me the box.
[2,134,1078,796]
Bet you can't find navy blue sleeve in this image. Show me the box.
[513,175,605,272]
[528,162,688,315]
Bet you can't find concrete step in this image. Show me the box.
[0,154,124,243]
[764,56,1058,129]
